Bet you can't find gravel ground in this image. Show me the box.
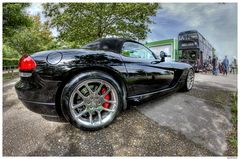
[2,73,237,156]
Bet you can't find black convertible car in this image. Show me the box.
[15,38,194,130]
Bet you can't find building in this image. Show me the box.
[145,39,179,62]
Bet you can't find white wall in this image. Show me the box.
[149,45,173,62]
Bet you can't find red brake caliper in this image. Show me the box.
[101,87,111,108]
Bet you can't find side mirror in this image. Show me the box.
[160,51,167,62]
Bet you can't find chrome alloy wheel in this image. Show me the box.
[187,69,194,90]
[69,79,119,128]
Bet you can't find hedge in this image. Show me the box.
[3,58,19,67]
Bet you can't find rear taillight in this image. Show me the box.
[18,55,37,71]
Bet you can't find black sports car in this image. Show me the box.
[15,38,194,130]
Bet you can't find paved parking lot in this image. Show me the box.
[3,73,237,156]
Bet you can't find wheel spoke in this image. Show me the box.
[76,109,87,118]
[85,84,93,94]
[102,107,114,112]
[102,88,111,97]
[103,99,116,104]
[89,112,93,124]
[72,101,84,109]
[77,90,86,99]
[97,111,102,124]
[96,83,104,93]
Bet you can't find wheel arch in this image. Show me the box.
[55,66,128,117]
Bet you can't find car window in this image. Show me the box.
[82,41,101,50]
[82,39,119,52]
[121,42,155,60]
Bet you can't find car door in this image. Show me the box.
[120,41,174,96]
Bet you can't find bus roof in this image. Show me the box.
[179,30,214,50]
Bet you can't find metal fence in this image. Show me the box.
[3,65,18,74]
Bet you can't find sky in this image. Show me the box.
[26,3,238,61]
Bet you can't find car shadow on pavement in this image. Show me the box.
[27,107,214,156]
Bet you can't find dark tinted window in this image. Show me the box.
[82,39,120,52]
[100,40,119,52]
[82,41,101,50]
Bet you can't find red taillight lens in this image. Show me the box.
[18,55,37,71]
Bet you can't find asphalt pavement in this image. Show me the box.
[3,73,237,156]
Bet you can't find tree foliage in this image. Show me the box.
[43,3,160,46]
[3,3,33,38]
[3,44,20,59]
[9,16,53,55]
[46,39,76,50]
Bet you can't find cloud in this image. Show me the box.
[25,3,42,15]
[146,3,237,61]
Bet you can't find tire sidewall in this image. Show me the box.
[61,71,123,130]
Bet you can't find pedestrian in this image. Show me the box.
[208,56,212,65]
[222,55,229,76]
[212,55,217,75]
[215,57,219,76]
[219,61,223,74]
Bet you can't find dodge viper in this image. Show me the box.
[15,38,194,130]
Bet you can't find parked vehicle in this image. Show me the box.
[15,38,194,130]
[178,30,214,72]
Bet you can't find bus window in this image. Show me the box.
[188,33,198,40]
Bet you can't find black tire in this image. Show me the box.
[61,71,123,130]
[180,69,194,92]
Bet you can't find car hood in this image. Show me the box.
[168,61,192,70]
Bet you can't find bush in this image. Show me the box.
[3,44,20,58]
[3,58,19,67]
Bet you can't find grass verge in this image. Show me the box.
[3,72,19,81]
[226,92,237,156]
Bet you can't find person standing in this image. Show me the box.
[215,57,219,75]
[222,55,229,76]
[212,55,217,75]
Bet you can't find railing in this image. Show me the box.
[3,65,18,74]
[230,66,238,74]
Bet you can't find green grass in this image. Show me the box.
[3,72,19,81]
[226,92,237,156]
[229,136,237,148]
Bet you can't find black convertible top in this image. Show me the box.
[82,38,140,53]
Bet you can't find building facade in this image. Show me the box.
[145,39,179,62]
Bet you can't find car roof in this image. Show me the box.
[94,38,140,45]
[82,38,142,53]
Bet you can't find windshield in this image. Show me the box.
[180,50,197,61]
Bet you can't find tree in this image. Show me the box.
[212,48,216,57]
[9,16,53,55]
[3,44,20,59]
[3,3,32,39]
[43,3,160,46]
[46,39,76,50]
